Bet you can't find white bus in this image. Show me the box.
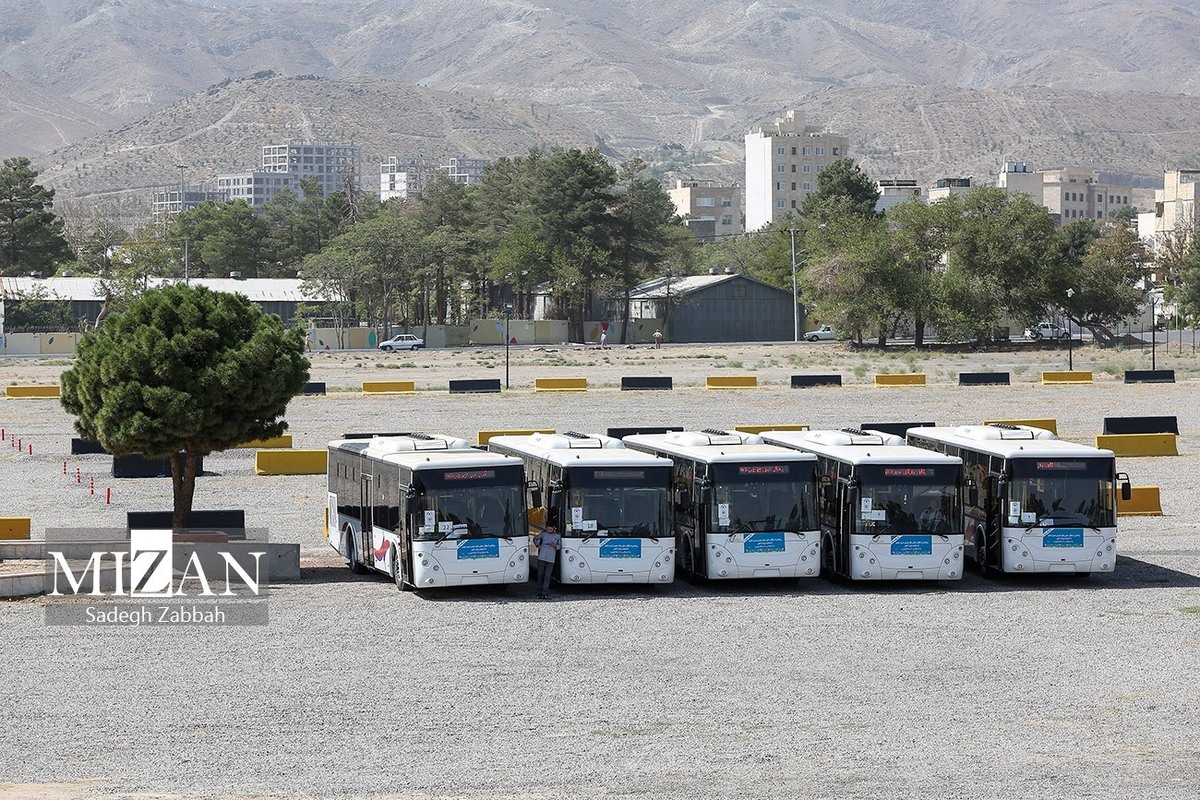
[327,433,529,590]
[486,432,675,585]
[758,428,965,581]
[622,429,820,580]
[906,424,1131,575]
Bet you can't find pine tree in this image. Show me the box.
[0,156,74,275]
[60,285,310,527]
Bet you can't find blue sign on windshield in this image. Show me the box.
[599,539,642,559]
[457,538,500,560]
[744,533,785,553]
[891,535,932,556]
[1042,529,1084,548]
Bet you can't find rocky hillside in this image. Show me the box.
[5,1,1200,195]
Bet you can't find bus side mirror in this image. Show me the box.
[694,476,712,505]
[548,480,563,508]
[965,477,978,508]
[403,486,417,515]
[527,480,542,509]
[1117,472,1132,502]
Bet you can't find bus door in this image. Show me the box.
[836,481,856,575]
[360,473,374,566]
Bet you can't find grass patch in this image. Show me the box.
[1182,606,1200,615]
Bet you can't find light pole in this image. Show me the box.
[1150,294,1157,371]
[1065,288,1075,370]
[788,227,799,342]
[504,303,513,389]
[176,164,189,283]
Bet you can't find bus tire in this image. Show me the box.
[680,537,694,577]
[346,532,368,575]
[821,533,837,577]
[974,529,991,576]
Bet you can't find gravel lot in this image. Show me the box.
[1,342,1198,800]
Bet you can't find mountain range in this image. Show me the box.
[3,0,1199,200]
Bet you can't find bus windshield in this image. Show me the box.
[1007,458,1115,529]
[414,466,525,541]
[709,462,817,533]
[854,464,959,535]
[564,466,671,538]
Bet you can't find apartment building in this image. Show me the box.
[150,185,229,221]
[261,143,362,198]
[379,155,492,201]
[209,142,361,209]
[875,179,923,213]
[1153,169,1200,238]
[744,110,849,231]
[215,171,302,208]
[667,179,742,242]
[1041,168,1130,223]
[998,162,1132,224]
[927,177,973,203]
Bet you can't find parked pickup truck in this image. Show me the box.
[805,325,836,342]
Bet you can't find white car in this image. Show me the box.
[1024,322,1069,341]
[379,333,425,351]
[805,325,836,342]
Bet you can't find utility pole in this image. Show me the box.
[789,227,799,342]
[177,165,189,283]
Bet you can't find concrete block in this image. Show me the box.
[255,449,327,475]
[534,377,588,392]
[706,375,757,389]
[874,373,926,386]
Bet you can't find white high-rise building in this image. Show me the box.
[744,110,849,231]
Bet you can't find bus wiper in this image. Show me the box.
[729,519,767,537]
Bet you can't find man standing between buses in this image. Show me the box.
[533,520,561,599]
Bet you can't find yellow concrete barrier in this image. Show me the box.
[1118,486,1163,516]
[706,375,757,389]
[477,429,555,446]
[235,435,293,449]
[6,385,60,399]
[1042,370,1093,384]
[1096,433,1179,457]
[362,381,416,394]
[0,518,31,540]
[982,418,1059,435]
[735,424,811,434]
[874,373,926,387]
[534,377,588,392]
[254,449,327,475]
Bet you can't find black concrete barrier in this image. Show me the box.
[791,374,843,388]
[301,381,327,395]
[862,422,935,437]
[1102,416,1180,435]
[1124,369,1175,384]
[607,426,684,439]
[958,372,1011,386]
[449,379,502,394]
[127,509,246,539]
[113,452,203,479]
[621,376,673,390]
[70,438,110,455]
